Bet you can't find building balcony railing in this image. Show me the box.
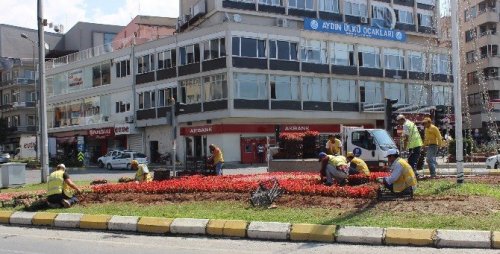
[0,78,36,87]
[7,125,37,133]
[0,101,36,111]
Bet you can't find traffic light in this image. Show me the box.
[274,125,280,142]
[434,105,451,127]
[385,98,398,136]
[174,101,186,116]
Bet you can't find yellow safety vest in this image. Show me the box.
[328,139,342,155]
[351,157,370,176]
[47,171,73,197]
[326,155,347,167]
[213,147,224,164]
[135,164,152,182]
[393,158,417,193]
[404,120,423,149]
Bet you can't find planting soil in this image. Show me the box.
[79,191,499,216]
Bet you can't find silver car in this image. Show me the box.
[0,153,11,164]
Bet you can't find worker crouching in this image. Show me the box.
[378,149,417,194]
[132,160,152,183]
[318,152,348,186]
[47,164,82,208]
[346,152,370,176]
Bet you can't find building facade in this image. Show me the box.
[460,0,500,135]
[0,22,123,156]
[46,0,453,164]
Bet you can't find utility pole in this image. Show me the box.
[450,0,464,184]
[38,0,49,183]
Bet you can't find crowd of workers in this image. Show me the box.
[46,115,442,207]
[318,115,444,194]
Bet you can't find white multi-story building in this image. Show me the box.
[46,0,452,165]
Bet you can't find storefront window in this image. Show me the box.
[180,78,202,104]
[204,74,227,101]
[301,77,329,102]
[234,73,268,100]
[270,75,299,100]
[83,97,101,125]
[333,79,356,103]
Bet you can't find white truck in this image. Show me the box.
[341,127,398,170]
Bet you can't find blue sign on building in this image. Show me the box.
[304,18,407,42]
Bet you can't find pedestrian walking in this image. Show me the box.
[257,143,265,163]
[423,117,443,178]
[396,114,423,178]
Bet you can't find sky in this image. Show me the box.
[0,0,179,31]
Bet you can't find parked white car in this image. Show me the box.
[97,150,125,168]
[106,151,148,170]
[486,154,500,169]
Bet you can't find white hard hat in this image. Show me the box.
[396,114,405,121]
[385,149,399,157]
[57,164,66,170]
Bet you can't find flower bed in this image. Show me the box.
[92,172,389,199]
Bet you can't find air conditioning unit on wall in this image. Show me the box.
[276,18,288,27]
[360,17,368,24]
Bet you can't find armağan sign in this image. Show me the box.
[304,18,406,42]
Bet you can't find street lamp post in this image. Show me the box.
[20,33,41,162]
[38,0,49,183]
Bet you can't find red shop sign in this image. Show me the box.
[88,127,115,138]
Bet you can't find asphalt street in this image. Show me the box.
[0,225,495,254]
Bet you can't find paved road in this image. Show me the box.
[25,166,269,184]
[0,225,494,254]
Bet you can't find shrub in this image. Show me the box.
[276,131,320,159]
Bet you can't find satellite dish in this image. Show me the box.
[233,14,242,23]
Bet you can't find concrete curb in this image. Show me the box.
[436,229,491,249]
[0,212,498,248]
[336,226,384,245]
[170,218,209,235]
[54,213,83,228]
[385,228,435,246]
[108,216,139,232]
[247,221,290,240]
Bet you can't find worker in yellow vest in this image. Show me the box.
[47,164,82,208]
[396,114,423,177]
[378,149,417,193]
[132,160,152,183]
[318,152,348,186]
[325,134,342,155]
[346,152,370,176]
[208,144,224,175]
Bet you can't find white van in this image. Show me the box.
[342,127,398,170]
